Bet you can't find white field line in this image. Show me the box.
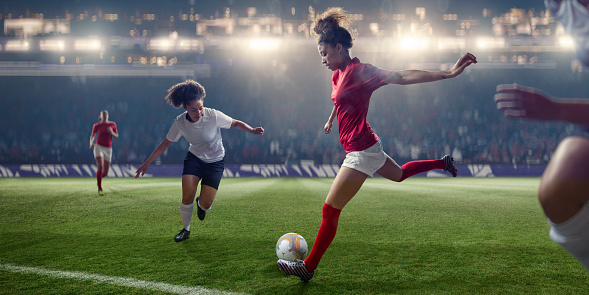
[0,263,244,295]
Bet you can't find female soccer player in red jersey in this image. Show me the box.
[134,80,264,242]
[277,7,477,281]
[89,110,118,196]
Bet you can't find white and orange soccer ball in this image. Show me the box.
[275,233,308,262]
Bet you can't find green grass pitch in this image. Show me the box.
[0,177,587,294]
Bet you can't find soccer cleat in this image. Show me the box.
[196,197,206,221]
[174,228,190,242]
[442,155,458,177]
[98,188,104,196]
[277,259,314,282]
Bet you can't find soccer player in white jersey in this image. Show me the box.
[494,0,589,271]
[135,80,264,242]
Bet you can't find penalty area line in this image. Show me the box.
[0,263,244,295]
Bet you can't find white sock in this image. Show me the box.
[180,203,193,231]
[548,202,589,271]
[197,198,212,211]
[551,228,589,271]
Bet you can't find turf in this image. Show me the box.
[0,177,587,294]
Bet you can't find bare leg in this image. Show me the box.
[325,166,369,209]
[539,136,589,271]
[539,136,589,224]
[376,155,448,182]
[95,156,104,190]
[102,160,111,177]
[303,167,368,274]
[375,156,403,182]
[197,185,218,210]
[181,175,200,205]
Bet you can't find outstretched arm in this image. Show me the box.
[135,138,173,178]
[231,119,264,135]
[385,52,477,85]
[495,84,589,126]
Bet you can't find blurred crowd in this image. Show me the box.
[0,49,587,167]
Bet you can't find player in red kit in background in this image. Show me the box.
[89,110,119,195]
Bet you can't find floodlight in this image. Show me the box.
[437,37,465,50]
[398,37,428,51]
[74,38,102,51]
[249,38,280,51]
[5,40,30,51]
[40,39,65,51]
[476,37,505,49]
[147,38,172,51]
[558,36,574,49]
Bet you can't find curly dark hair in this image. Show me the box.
[311,7,354,50]
[165,80,206,108]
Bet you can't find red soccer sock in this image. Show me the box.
[398,159,445,182]
[304,203,342,272]
[97,171,103,189]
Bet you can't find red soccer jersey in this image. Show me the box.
[331,57,391,153]
[92,121,117,148]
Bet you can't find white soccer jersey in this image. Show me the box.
[546,0,589,67]
[166,107,233,163]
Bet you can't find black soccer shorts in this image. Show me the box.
[182,152,225,190]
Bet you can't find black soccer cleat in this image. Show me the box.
[442,155,458,177]
[196,197,206,221]
[277,259,314,282]
[174,228,190,242]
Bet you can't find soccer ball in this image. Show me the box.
[275,233,308,262]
